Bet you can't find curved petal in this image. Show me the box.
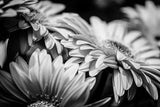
[0,39,8,68]
[113,70,125,96]
[61,73,85,98]
[83,97,111,107]
[61,82,90,107]
[119,67,133,90]
[16,57,29,75]
[29,49,40,82]
[39,50,52,92]
[0,70,27,103]
[10,62,41,99]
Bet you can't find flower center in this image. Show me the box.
[27,95,62,107]
[103,40,134,58]
[28,101,56,107]
[22,7,47,24]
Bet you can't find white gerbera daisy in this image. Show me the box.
[19,0,66,51]
[122,1,160,46]
[0,0,65,53]
[0,0,37,17]
[59,15,160,102]
[0,49,111,107]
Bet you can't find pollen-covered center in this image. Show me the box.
[28,95,62,107]
[22,7,47,24]
[28,101,56,107]
[104,40,134,58]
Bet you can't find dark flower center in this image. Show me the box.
[104,40,134,58]
[21,7,48,24]
[28,101,56,107]
[28,95,62,107]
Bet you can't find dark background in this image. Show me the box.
[53,0,160,22]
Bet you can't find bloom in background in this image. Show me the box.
[0,39,8,68]
[20,0,66,50]
[0,0,66,58]
[58,14,160,102]
[122,1,160,46]
[0,0,3,15]
[0,0,37,17]
[0,49,110,107]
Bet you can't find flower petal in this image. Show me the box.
[113,70,125,96]
[83,97,111,107]
[16,57,29,75]
[127,84,136,100]
[0,39,8,68]
[119,67,133,90]
[130,70,143,87]
[0,70,27,103]
[29,49,40,82]
[39,50,52,92]
[61,82,90,107]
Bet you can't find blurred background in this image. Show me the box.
[53,0,160,22]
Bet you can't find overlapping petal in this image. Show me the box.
[0,39,8,68]
[58,14,160,102]
[0,49,111,106]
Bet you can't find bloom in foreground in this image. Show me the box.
[59,15,160,102]
[122,1,160,46]
[0,49,110,107]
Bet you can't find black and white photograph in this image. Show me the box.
[0,0,160,107]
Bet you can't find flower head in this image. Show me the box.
[0,49,110,107]
[0,0,66,56]
[0,0,37,17]
[122,1,160,46]
[58,15,160,102]
[17,0,66,51]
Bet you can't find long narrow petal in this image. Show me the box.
[0,39,8,68]
[29,49,40,82]
[113,70,125,96]
[16,57,29,75]
[39,50,52,92]
[83,97,111,107]
[0,70,27,103]
[61,82,90,107]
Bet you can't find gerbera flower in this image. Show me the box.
[0,49,111,107]
[122,1,160,46]
[17,0,66,52]
[0,0,37,17]
[59,15,160,102]
[0,0,66,56]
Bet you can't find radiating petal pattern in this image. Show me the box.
[0,49,110,107]
[56,14,160,102]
